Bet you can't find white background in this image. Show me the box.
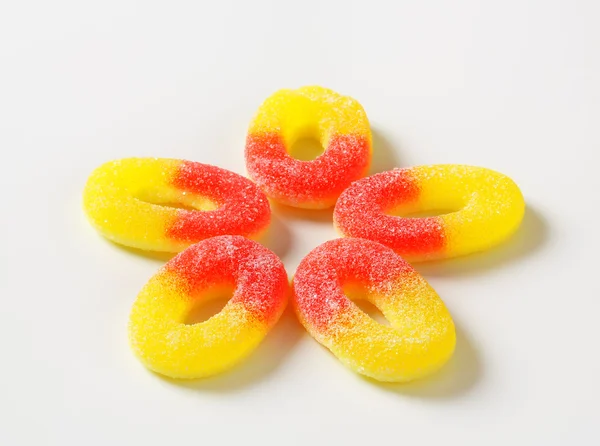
[1,1,599,445]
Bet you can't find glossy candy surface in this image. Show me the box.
[245,86,372,209]
[83,158,271,252]
[334,164,525,261]
[292,238,455,382]
[129,236,289,379]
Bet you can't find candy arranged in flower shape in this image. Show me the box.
[334,164,525,262]
[292,238,456,382]
[129,236,289,379]
[245,86,372,209]
[83,158,271,252]
[82,86,529,384]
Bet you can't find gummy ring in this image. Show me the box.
[83,158,271,252]
[334,164,525,262]
[245,86,372,209]
[292,238,455,382]
[129,235,289,379]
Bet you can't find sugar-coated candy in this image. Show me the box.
[83,158,271,252]
[245,86,372,209]
[292,238,455,382]
[334,165,525,262]
[129,235,289,379]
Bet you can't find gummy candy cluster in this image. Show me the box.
[84,86,524,382]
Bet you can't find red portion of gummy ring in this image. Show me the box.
[245,132,370,208]
[334,168,446,259]
[165,235,288,325]
[167,161,272,243]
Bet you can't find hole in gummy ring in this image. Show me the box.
[289,137,325,161]
[354,300,391,326]
[343,284,391,326]
[147,201,198,212]
[136,188,220,212]
[386,208,457,218]
[184,285,235,325]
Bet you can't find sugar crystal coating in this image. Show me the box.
[245,86,372,209]
[83,158,271,252]
[334,164,525,261]
[292,238,455,382]
[129,235,289,379]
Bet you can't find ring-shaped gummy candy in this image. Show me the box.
[334,164,525,262]
[245,86,372,209]
[129,236,289,379]
[83,158,271,252]
[292,238,455,382]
